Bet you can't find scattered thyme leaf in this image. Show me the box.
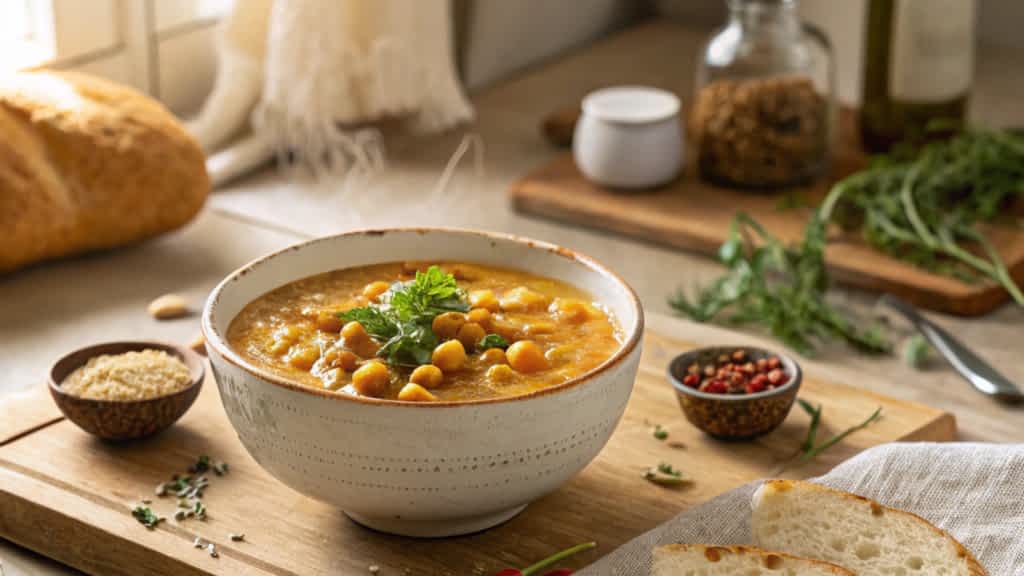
[667,441,688,450]
[212,460,229,476]
[230,533,245,542]
[207,543,219,558]
[193,500,207,520]
[189,455,211,474]
[643,463,690,487]
[193,537,205,548]
[131,506,163,529]
[652,424,669,440]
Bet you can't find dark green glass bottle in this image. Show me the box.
[860,0,975,152]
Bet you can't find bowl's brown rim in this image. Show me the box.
[201,227,645,408]
[49,340,205,405]
[667,345,802,402]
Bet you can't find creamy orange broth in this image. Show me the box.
[227,262,622,401]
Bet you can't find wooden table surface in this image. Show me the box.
[1,19,1022,576]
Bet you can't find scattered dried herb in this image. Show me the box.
[643,463,689,487]
[667,441,688,450]
[189,455,211,473]
[193,537,205,548]
[207,543,219,558]
[796,399,883,463]
[131,506,163,529]
[652,424,669,440]
[230,533,245,542]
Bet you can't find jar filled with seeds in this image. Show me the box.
[692,0,834,189]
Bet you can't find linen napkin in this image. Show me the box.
[579,442,1024,575]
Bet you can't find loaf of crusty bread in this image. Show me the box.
[751,480,987,576]
[653,544,854,575]
[0,70,208,273]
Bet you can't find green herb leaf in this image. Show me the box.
[132,506,163,529]
[643,463,689,487]
[902,335,931,370]
[189,455,210,474]
[478,333,509,350]
[339,266,468,366]
[652,424,668,440]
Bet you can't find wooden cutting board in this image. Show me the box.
[514,108,1024,316]
[0,327,955,576]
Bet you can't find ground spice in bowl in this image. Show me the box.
[62,349,192,401]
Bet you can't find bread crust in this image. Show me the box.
[758,480,988,576]
[0,71,208,272]
[655,543,855,574]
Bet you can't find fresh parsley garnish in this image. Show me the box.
[478,333,509,350]
[339,266,468,366]
[132,506,163,529]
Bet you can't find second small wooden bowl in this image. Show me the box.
[49,341,204,440]
[667,346,801,440]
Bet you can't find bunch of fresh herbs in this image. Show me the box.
[669,213,890,355]
[671,128,1024,354]
[823,128,1024,303]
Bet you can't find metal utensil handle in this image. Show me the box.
[881,295,1022,401]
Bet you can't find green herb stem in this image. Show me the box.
[799,407,883,463]
[520,542,597,576]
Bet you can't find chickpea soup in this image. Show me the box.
[227,262,622,402]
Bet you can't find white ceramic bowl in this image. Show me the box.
[573,85,683,189]
[202,228,644,537]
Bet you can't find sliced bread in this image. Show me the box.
[652,544,855,575]
[751,480,986,576]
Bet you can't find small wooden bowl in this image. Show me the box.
[667,346,801,440]
[49,341,204,440]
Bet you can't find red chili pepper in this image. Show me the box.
[494,542,596,576]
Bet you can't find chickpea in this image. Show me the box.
[351,362,390,397]
[341,321,369,345]
[410,364,444,389]
[316,310,343,332]
[457,322,487,351]
[353,338,380,360]
[268,326,300,355]
[286,345,320,370]
[550,298,591,324]
[397,382,437,402]
[335,349,359,371]
[467,307,491,327]
[431,312,466,340]
[362,281,391,301]
[479,348,508,365]
[321,368,345,391]
[524,321,556,336]
[486,364,515,383]
[468,289,500,312]
[431,339,467,373]
[506,340,548,373]
[499,286,551,312]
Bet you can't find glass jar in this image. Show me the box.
[692,0,835,189]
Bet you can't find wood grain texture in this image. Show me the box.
[0,328,954,576]
[512,108,1024,316]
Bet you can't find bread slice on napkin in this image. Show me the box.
[653,544,854,575]
[751,480,986,575]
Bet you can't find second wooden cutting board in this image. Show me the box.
[0,318,954,576]
[516,108,1024,316]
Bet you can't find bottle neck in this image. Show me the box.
[728,0,801,37]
